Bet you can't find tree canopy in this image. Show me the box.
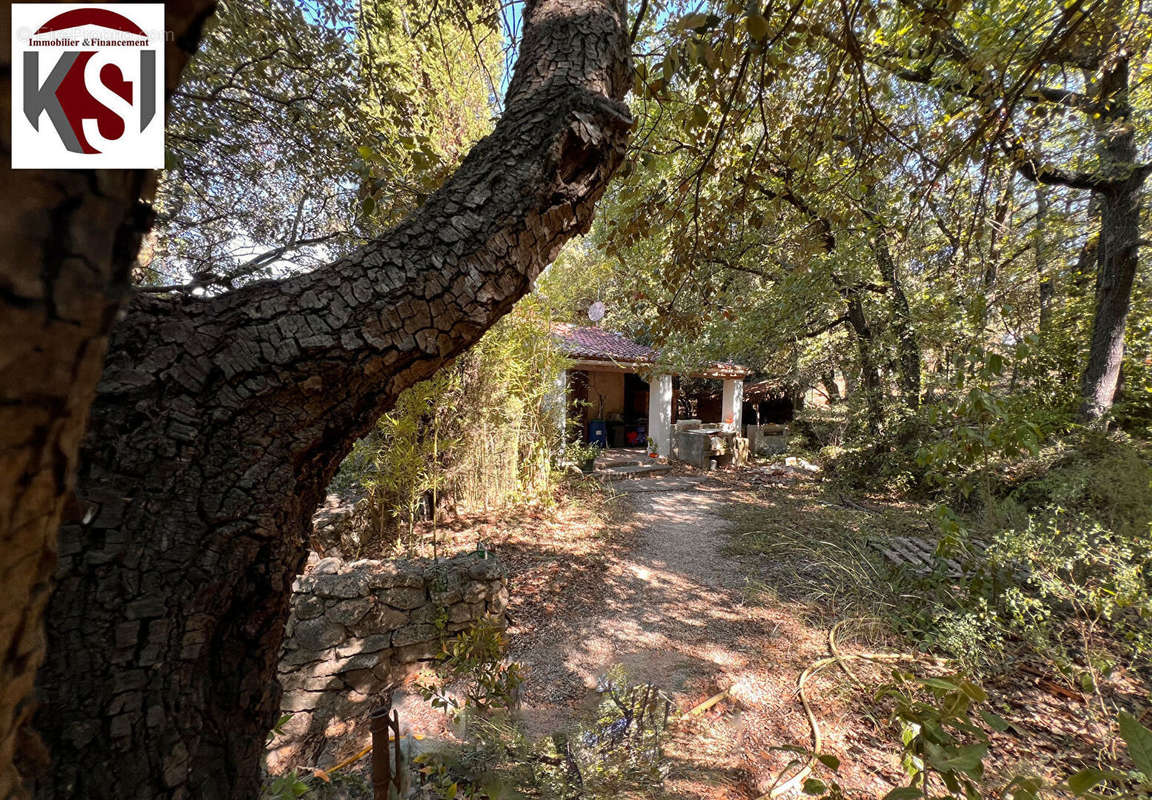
[547,0,1150,428]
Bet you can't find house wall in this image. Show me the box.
[584,370,626,419]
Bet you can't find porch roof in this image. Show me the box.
[552,323,749,379]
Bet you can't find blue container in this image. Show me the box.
[588,420,608,447]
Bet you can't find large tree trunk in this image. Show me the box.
[29,2,631,797]
[842,290,884,434]
[1079,53,1146,421]
[0,4,216,797]
[1079,180,1143,420]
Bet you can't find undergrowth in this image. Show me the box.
[917,431,1152,684]
[413,657,673,799]
[723,427,1152,795]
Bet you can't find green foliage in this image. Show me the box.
[147,0,501,290]
[826,345,1072,499]
[808,673,1152,800]
[564,440,602,472]
[259,769,371,800]
[261,771,312,800]
[346,370,458,551]
[915,389,1042,497]
[531,675,672,798]
[407,622,526,798]
[1114,280,1152,436]
[916,434,1152,678]
[1119,712,1152,779]
[1002,432,1152,538]
[356,0,501,225]
[329,303,566,556]
[408,667,672,800]
[931,513,1152,678]
[413,741,526,800]
[416,619,524,722]
[877,672,993,798]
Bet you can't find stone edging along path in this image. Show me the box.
[268,550,508,770]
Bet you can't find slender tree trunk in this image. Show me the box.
[842,290,884,434]
[867,221,921,409]
[1079,54,1146,421]
[981,168,1014,296]
[0,4,216,796]
[30,2,630,798]
[1035,185,1054,340]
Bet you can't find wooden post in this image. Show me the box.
[371,706,392,799]
[392,710,402,794]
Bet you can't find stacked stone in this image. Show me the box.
[269,551,507,770]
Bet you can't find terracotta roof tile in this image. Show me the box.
[552,323,656,362]
[551,323,749,377]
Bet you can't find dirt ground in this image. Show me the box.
[381,470,912,798]
[355,466,1145,799]
[496,472,910,799]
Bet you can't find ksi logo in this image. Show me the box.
[11,4,165,169]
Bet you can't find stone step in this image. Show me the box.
[595,458,644,468]
[594,463,675,481]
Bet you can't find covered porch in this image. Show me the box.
[552,324,749,459]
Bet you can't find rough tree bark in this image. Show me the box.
[29,1,631,797]
[0,4,217,797]
[1078,53,1146,421]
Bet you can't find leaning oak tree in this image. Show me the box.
[28,0,631,797]
[0,2,217,796]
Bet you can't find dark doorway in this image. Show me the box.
[753,395,794,424]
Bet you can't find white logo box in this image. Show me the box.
[11,3,165,169]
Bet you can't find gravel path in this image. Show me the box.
[510,475,801,798]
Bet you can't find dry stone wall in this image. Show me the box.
[268,551,507,770]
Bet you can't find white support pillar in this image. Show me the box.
[647,373,673,458]
[722,378,743,433]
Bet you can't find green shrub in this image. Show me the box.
[791,406,851,450]
[807,675,1152,800]
[1001,431,1152,538]
[826,346,1079,502]
[926,509,1152,677]
[416,619,524,721]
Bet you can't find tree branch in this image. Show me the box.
[799,315,849,338]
